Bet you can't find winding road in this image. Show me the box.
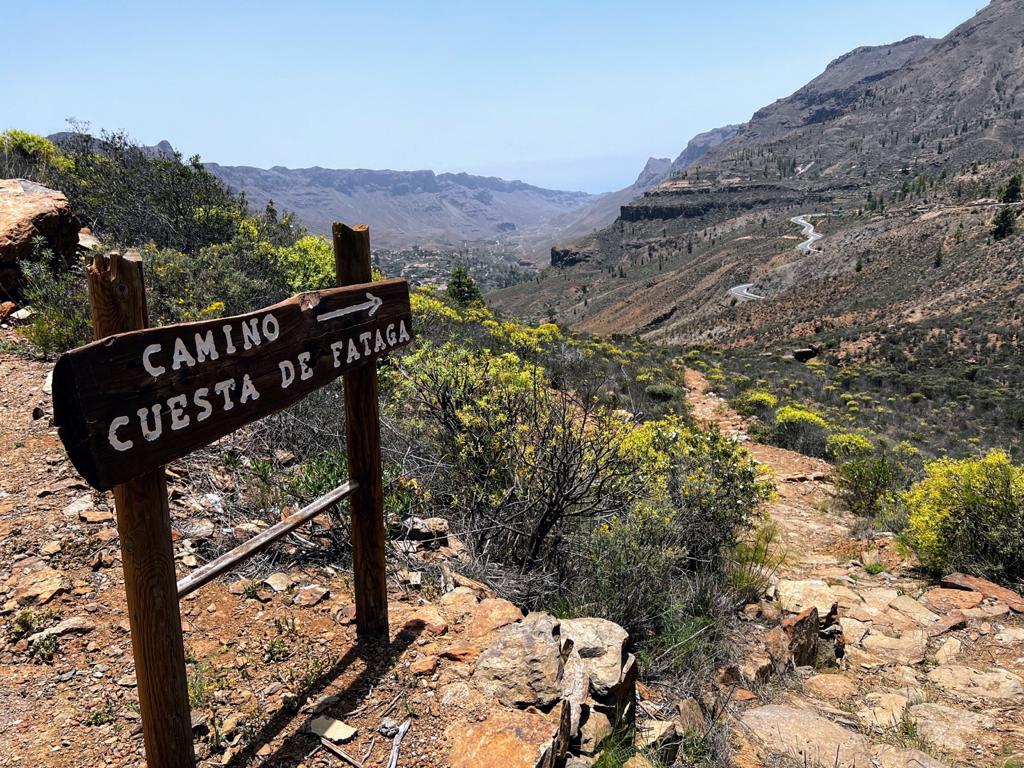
[791,214,825,253]
[727,214,825,301]
[727,283,765,300]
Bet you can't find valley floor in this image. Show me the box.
[686,369,1024,768]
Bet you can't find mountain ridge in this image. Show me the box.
[204,162,597,252]
[491,0,1024,359]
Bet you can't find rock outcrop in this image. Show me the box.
[447,608,637,765]
[0,179,80,294]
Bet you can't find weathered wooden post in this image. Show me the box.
[332,223,390,637]
[86,251,195,767]
[55,243,411,761]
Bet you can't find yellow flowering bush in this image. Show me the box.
[903,450,1024,581]
[772,404,831,456]
[274,235,335,291]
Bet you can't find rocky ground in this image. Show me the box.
[686,368,1024,768]
[3,323,1024,768]
[0,329,645,768]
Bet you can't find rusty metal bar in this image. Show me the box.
[176,481,358,598]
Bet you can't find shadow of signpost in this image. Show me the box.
[225,619,422,768]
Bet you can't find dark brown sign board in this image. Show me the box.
[53,277,413,490]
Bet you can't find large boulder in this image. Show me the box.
[473,612,565,708]
[908,703,996,754]
[742,704,950,768]
[926,664,1024,700]
[559,617,629,697]
[447,703,568,768]
[742,705,874,767]
[0,179,80,293]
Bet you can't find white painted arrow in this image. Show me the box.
[315,292,383,323]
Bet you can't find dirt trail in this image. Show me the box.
[685,368,1024,768]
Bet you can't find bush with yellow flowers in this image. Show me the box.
[903,450,1024,583]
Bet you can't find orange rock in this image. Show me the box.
[941,572,1024,613]
[921,587,983,613]
[447,707,561,768]
[927,609,967,638]
[439,586,479,614]
[466,598,523,638]
[406,605,448,635]
[409,654,438,676]
[441,640,480,663]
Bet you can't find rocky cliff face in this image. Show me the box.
[716,36,936,152]
[669,124,740,173]
[699,0,1024,180]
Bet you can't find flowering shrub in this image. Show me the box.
[826,432,875,462]
[771,404,831,456]
[731,389,777,418]
[903,450,1024,582]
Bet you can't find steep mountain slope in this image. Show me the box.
[495,0,1024,342]
[700,0,1024,180]
[522,125,741,260]
[669,124,742,173]
[715,36,936,152]
[204,164,596,250]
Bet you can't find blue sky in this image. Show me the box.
[4,1,983,192]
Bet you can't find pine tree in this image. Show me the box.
[447,264,483,307]
[1002,174,1022,204]
[992,207,1017,240]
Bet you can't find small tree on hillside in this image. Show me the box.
[1002,174,1022,204]
[992,207,1017,240]
[446,264,483,307]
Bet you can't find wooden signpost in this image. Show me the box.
[51,224,412,768]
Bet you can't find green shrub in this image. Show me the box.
[903,450,1024,582]
[0,129,68,174]
[771,404,830,457]
[570,422,770,655]
[289,449,348,501]
[835,442,917,521]
[274,235,335,292]
[18,243,91,357]
[47,130,247,252]
[728,520,786,604]
[446,264,483,307]
[1002,174,1022,204]
[836,452,906,519]
[644,383,680,402]
[142,235,291,326]
[31,633,60,663]
[826,432,875,462]
[731,388,777,418]
[582,507,683,636]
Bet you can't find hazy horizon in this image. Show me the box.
[5,0,984,193]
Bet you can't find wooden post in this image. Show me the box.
[332,224,389,637]
[88,251,195,767]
